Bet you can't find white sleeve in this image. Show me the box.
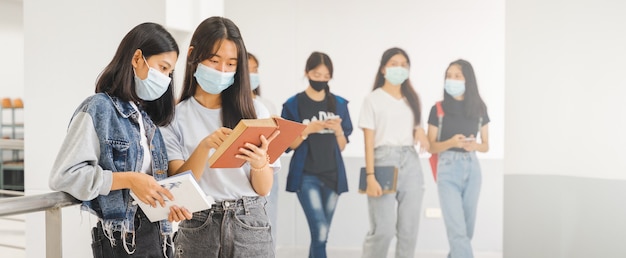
[160,119,185,162]
[49,112,113,201]
[358,95,376,130]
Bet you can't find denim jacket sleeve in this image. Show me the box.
[49,111,113,201]
[336,96,353,142]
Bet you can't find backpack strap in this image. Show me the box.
[435,101,444,141]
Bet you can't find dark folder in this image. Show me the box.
[358,166,398,194]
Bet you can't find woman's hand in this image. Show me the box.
[450,134,468,149]
[304,120,326,137]
[463,134,478,151]
[235,130,280,168]
[324,117,343,135]
[366,175,383,197]
[129,173,174,208]
[168,205,193,222]
[202,127,233,150]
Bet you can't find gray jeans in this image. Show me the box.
[362,146,425,258]
[173,196,274,258]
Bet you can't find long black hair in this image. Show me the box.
[305,51,336,113]
[372,47,421,126]
[95,22,179,126]
[179,16,256,129]
[443,59,487,118]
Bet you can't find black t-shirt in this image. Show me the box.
[427,99,490,152]
[297,92,339,190]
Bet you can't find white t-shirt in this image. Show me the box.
[358,88,416,148]
[255,95,278,116]
[130,102,152,174]
[160,97,280,201]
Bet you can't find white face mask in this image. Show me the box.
[250,73,261,91]
[444,79,466,97]
[134,56,171,101]
[194,63,236,94]
[384,66,409,86]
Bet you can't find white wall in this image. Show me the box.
[505,0,626,180]
[0,0,23,99]
[504,0,626,256]
[224,0,505,159]
[224,0,504,254]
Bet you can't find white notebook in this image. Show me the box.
[130,171,212,222]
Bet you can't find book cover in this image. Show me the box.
[358,166,398,194]
[130,171,212,222]
[208,117,306,168]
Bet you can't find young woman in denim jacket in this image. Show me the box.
[359,47,429,258]
[281,51,353,258]
[49,22,192,257]
[159,17,279,258]
[427,59,489,258]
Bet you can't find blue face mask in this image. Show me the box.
[134,56,171,101]
[384,66,409,86]
[250,73,260,91]
[444,79,466,97]
[194,63,236,94]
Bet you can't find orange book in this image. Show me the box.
[208,117,306,168]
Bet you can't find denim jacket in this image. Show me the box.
[281,93,353,194]
[49,93,172,237]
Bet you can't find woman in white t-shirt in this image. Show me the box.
[358,47,429,258]
[160,17,279,258]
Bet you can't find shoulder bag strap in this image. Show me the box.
[435,101,444,141]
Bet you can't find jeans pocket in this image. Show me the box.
[374,147,392,163]
[233,208,270,230]
[177,212,211,231]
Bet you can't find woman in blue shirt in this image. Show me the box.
[281,51,353,258]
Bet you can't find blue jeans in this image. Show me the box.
[437,151,481,258]
[362,146,425,258]
[173,196,273,258]
[296,174,339,258]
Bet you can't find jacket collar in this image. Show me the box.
[105,93,137,119]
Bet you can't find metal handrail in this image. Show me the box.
[0,191,80,217]
[0,191,81,257]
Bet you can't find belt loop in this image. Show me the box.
[243,197,250,215]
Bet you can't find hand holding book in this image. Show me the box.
[208,117,306,168]
[127,172,175,209]
[130,171,212,222]
[234,130,280,169]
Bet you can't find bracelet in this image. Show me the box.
[335,131,344,137]
[250,154,270,172]
[366,172,375,176]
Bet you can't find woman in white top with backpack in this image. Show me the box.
[359,47,429,258]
